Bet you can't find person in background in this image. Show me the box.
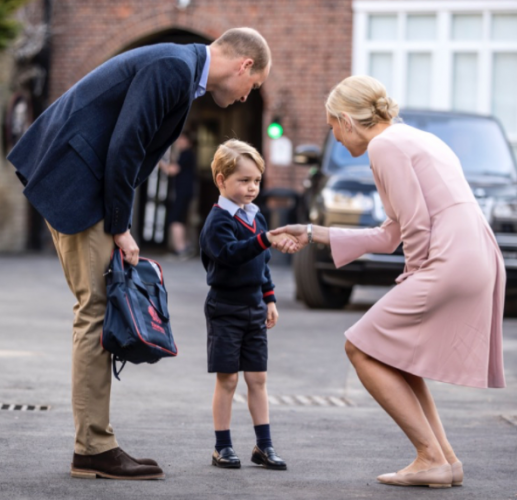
[159,131,197,259]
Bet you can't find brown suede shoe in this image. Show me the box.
[121,449,158,466]
[71,447,164,480]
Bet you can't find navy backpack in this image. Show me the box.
[102,248,178,379]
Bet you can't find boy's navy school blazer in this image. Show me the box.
[7,43,207,235]
[200,204,276,307]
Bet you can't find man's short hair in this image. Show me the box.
[211,139,265,186]
[213,27,271,73]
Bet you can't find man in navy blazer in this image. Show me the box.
[7,27,271,480]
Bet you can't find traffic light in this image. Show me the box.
[267,116,283,139]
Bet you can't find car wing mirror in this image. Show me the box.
[294,144,321,166]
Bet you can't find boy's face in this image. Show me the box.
[216,157,262,208]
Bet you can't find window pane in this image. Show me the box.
[407,14,436,40]
[407,53,432,108]
[368,14,397,40]
[492,53,517,134]
[492,14,517,41]
[369,53,393,95]
[452,14,483,40]
[452,53,478,112]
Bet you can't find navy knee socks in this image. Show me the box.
[215,429,233,452]
[254,423,273,451]
[215,424,273,452]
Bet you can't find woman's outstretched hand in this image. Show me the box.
[269,224,309,253]
[266,231,299,253]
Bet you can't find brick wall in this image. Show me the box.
[48,0,353,190]
[0,1,50,252]
[1,0,353,251]
[0,53,29,252]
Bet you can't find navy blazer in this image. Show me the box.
[7,43,207,235]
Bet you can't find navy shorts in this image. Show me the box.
[205,297,268,373]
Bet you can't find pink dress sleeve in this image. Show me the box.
[329,219,401,268]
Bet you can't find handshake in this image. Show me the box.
[265,225,309,254]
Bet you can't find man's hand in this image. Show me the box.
[266,302,279,329]
[266,231,299,253]
[113,230,140,266]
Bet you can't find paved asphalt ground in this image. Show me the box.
[0,253,516,500]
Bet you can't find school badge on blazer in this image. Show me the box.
[102,247,178,379]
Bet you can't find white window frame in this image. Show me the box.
[353,1,517,148]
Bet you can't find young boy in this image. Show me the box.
[200,139,296,470]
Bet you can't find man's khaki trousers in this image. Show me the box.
[47,219,118,455]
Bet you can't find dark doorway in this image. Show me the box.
[119,29,264,252]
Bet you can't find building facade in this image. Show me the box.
[353,0,517,155]
[1,0,353,250]
[3,0,517,251]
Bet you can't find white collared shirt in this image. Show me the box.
[194,46,211,99]
[217,195,259,224]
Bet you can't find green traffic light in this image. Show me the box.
[267,122,283,139]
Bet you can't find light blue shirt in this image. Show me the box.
[194,46,210,99]
[218,195,259,224]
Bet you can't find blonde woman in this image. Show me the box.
[272,75,506,488]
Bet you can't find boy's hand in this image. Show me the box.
[270,224,310,252]
[266,231,299,253]
[266,302,279,329]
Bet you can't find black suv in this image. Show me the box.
[293,110,517,311]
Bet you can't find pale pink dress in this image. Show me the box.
[330,124,506,388]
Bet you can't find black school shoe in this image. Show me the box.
[212,447,241,468]
[251,445,287,470]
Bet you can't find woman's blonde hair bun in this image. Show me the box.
[326,75,399,129]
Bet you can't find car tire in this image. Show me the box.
[504,293,517,317]
[293,244,352,309]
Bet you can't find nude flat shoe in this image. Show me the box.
[377,463,452,488]
[451,461,463,486]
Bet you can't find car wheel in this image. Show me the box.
[293,244,352,309]
[504,293,517,317]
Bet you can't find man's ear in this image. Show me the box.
[239,58,254,74]
[216,173,225,189]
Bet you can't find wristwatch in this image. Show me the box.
[307,224,313,244]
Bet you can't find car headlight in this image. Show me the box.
[321,188,374,213]
[477,197,494,221]
[492,201,517,220]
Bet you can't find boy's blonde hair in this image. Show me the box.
[211,139,265,186]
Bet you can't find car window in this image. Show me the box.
[328,138,370,172]
[328,114,517,180]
